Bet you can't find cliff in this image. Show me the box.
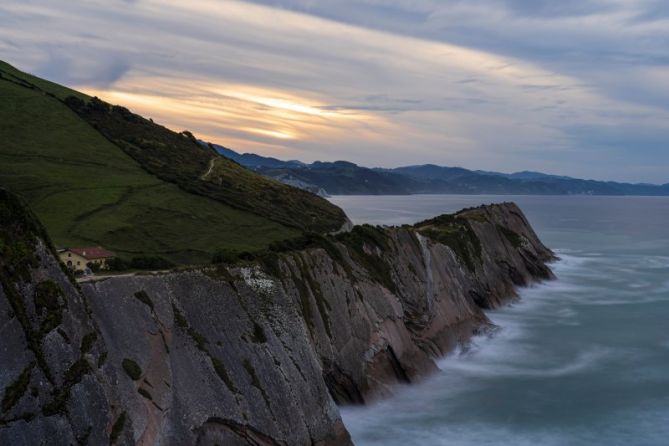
[0,189,553,445]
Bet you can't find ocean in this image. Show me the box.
[330,195,669,446]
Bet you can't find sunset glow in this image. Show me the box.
[2,0,669,180]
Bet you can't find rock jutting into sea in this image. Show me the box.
[0,189,554,445]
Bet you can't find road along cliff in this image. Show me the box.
[0,188,554,445]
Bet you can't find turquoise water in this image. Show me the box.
[331,195,669,446]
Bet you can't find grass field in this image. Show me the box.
[63,94,347,233]
[0,62,299,264]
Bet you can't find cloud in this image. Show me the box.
[35,53,130,88]
[0,0,667,182]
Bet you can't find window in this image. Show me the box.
[77,261,81,266]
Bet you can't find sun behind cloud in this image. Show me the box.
[79,71,391,158]
[4,0,667,178]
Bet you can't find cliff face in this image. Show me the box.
[276,203,554,404]
[0,189,119,445]
[0,192,553,446]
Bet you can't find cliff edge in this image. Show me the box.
[0,189,553,445]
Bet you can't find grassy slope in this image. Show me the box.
[0,63,299,264]
[63,96,347,233]
[0,60,346,231]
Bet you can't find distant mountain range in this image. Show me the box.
[210,143,669,196]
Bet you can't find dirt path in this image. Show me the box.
[200,157,216,180]
[66,183,162,237]
[76,270,171,283]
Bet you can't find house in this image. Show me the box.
[58,246,115,273]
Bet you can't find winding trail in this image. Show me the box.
[200,157,216,180]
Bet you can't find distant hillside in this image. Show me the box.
[260,161,421,195]
[215,146,669,196]
[211,143,304,169]
[0,60,348,264]
[212,146,418,194]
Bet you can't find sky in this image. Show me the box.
[1,0,668,183]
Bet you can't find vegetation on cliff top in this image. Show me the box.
[0,60,346,264]
[414,213,483,272]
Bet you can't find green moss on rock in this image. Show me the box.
[336,225,397,293]
[133,290,153,311]
[109,411,126,445]
[122,358,142,381]
[171,302,236,393]
[0,190,68,385]
[289,260,315,332]
[188,329,208,351]
[0,189,53,282]
[251,322,267,344]
[172,304,188,329]
[42,358,92,416]
[80,332,97,354]
[243,358,270,406]
[290,253,333,337]
[415,214,482,273]
[497,224,523,248]
[34,280,67,336]
[211,357,237,393]
[137,387,152,401]
[98,351,108,368]
[1,361,34,413]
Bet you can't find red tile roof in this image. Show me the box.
[68,247,115,260]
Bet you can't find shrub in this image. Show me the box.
[107,256,173,271]
[86,262,102,273]
[106,257,129,271]
[211,249,239,264]
[129,256,173,270]
[237,251,257,261]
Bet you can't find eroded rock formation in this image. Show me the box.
[0,189,553,445]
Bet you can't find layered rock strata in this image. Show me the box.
[0,189,553,445]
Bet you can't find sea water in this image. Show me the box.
[330,195,669,446]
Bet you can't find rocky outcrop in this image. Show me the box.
[272,203,554,403]
[0,189,553,445]
[0,189,119,445]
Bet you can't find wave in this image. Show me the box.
[439,342,612,378]
[344,239,669,446]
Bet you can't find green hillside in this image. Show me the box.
[0,61,346,264]
[63,95,346,232]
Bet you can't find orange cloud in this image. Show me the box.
[79,74,392,160]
